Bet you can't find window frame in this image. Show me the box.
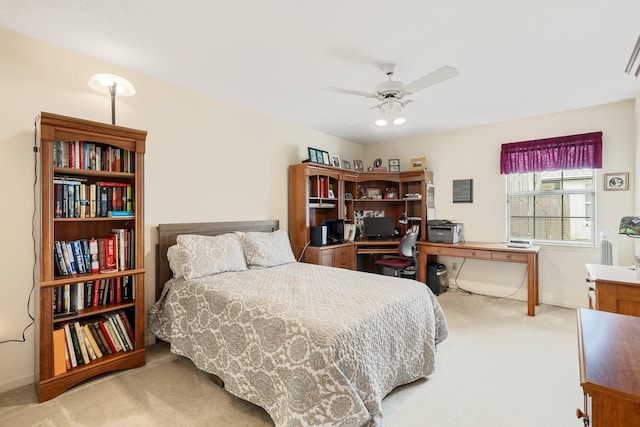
[506,169,597,246]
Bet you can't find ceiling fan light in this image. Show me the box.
[393,116,407,125]
[375,117,388,126]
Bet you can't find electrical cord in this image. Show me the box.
[297,241,311,262]
[0,115,38,344]
[447,257,528,300]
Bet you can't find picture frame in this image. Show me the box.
[366,188,382,200]
[321,151,331,165]
[353,160,364,172]
[307,147,320,164]
[389,158,400,172]
[453,179,473,203]
[331,154,341,168]
[409,157,426,170]
[604,172,629,191]
[342,160,351,170]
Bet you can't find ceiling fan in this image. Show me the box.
[327,63,459,126]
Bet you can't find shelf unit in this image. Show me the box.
[36,112,147,402]
[288,162,434,262]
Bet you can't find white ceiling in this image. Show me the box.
[1,0,639,144]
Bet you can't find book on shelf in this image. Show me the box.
[117,310,135,344]
[97,320,119,353]
[73,322,90,364]
[52,328,68,376]
[81,324,101,359]
[93,321,112,355]
[86,323,106,356]
[107,210,134,218]
[65,322,84,366]
[62,324,77,368]
[100,317,123,352]
[89,238,99,273]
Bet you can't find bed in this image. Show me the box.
[149,220,448,427]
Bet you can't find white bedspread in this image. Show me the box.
[149,262,448,427]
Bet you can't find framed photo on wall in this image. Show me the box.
[604,172,629,191]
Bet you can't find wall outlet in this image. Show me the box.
[452,262,458,270]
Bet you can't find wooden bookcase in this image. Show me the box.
[36,112,146,402]
[288,162,434,261]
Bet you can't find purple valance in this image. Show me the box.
[500,131,602,174]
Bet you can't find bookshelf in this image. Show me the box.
[36,112,146,402]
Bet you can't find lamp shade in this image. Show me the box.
[88,73,136,96]
[619,216,640,236]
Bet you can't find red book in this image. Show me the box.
[319,177,326,198]
[92,280,100,307]
[69,141,75,168]
[97,320,117,353]
[115,276,122,303]
[104,236,117,271]
[117,310,135,344]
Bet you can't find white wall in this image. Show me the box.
[0,28,363,393]
[367,101,637,307]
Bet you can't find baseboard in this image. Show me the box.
[0,374,34,394]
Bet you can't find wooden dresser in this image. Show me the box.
[585,264,640,316]
[577,308,640,426]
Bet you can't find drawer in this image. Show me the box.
[424,246,492,260]
[334,246,355,269]
[491,251,528,263]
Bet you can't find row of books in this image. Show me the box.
[53,140,135,173]
[54,176,133,218]
[53,277,135,317]
[52,311,135,375]
[54,230,134,277]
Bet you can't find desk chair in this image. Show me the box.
[374,231,418,278]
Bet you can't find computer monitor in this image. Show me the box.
[322,219,345,244]
[362,216,395,239]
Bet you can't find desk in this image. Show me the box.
[418,241,541,316]
[303,238,405,274]
[577,308,640,426]
[585,264,640,316]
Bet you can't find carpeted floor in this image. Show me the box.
[0,290,582,426]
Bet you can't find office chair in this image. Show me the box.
[374,231,418,278]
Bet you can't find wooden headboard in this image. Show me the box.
[155,220,279,300]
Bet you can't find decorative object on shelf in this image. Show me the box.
[331,154,341,168]
[345,192,353,199]
[357,184,367,199]
[373,158,382,167]
[604,172,629,191]
[308,147,320,163]
[343,160,351,170]
[353,160,364,172]
[398,211,408,224]
[619,216,640,237]
[389,159,400,172]
[384,187,398,199]
[366,188,382,200]
[453,179,473,203]
[409,157,426,170]
[321,151,331,165]
[88,73,136,125]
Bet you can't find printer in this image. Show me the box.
[427,220,463,244]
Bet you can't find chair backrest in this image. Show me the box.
[398,231,418,258]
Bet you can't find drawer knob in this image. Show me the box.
[506,254,512,259]
[471,251,476,256]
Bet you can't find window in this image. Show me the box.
[507,169,595,245]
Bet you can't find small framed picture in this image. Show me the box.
[343,160,351,170]
[353,160,364,172]
[308,147,320,164]
[389,158,400,172]
[321,151,331,165]
[409,157,426,170]
[366,188,382,199]
[604,172,629,191]
[331,154,341,168]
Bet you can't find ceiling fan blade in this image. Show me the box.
[402,66,459,95]
[326,87,377,98]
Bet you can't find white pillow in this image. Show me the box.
[167,245,184,278]
[241,230,296,268]
[176,233,248,279]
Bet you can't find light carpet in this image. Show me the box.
[0,290,582,426]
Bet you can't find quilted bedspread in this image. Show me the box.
[149,262,448,427]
